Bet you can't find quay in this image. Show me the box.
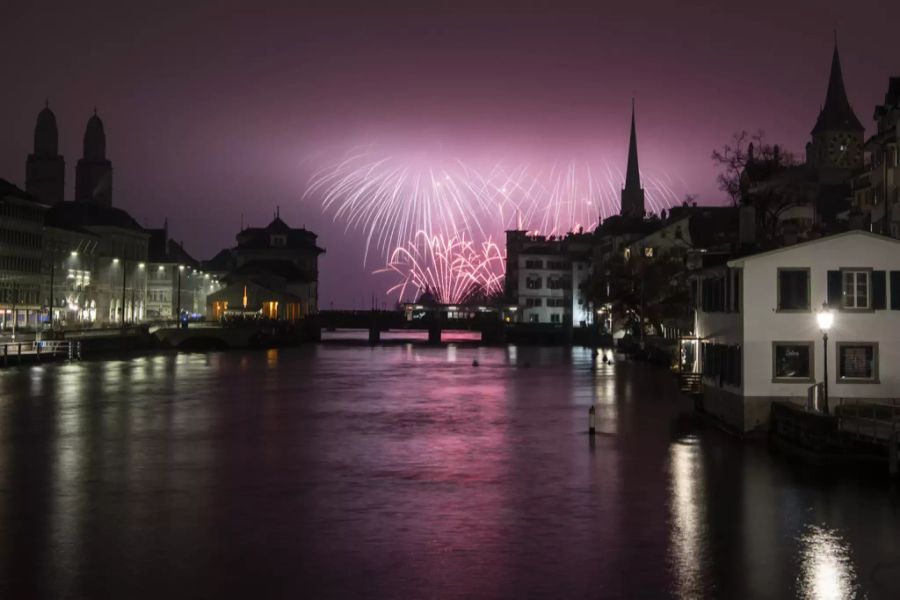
[0,339,81,367]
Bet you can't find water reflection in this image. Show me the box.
[668,436,709,599]
[0,347,898,599]
[797,525,860,600]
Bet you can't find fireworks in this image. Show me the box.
[378,232,505,304]
[307,146,685,302]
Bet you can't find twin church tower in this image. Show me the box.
[24,105,113,207]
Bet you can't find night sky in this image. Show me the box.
[2,1,899,307]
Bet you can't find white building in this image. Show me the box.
[693,231,900,431]
[516,252,592,326]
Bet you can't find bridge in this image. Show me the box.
[153,325,271,349]
[318,309,506,344]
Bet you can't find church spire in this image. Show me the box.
[625,98,641,192]
[811,40,863,135]
[620,98,646,218]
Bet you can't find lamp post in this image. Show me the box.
[176,265,184,322]
[816,305,834,414]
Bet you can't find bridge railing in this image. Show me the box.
[1,340,81,366]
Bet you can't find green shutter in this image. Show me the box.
[873,271,886,310]
[827,271,842,307]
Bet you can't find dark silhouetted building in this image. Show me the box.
[75,111,113,207]
[206,211,324,320]
[852,76,900,237]
[620,100,646,219]
[25,104,65,206]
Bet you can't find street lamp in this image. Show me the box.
[816,305,834,414]
[176,265,185,321]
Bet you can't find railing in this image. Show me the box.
[0,340,81,366]
[835,399,900,443]
[678,372,702,394]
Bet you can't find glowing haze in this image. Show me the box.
[1,1,899,306]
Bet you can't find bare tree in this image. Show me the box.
[712,130,796,205]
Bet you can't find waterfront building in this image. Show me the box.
[0,180,48,335]
[504,230,593,326]
[43,222,100,328]
[44,202,149,326]
[206,211,324,320]
[851,77,900,237]
[692,230,900,431]
[145,220,217,320]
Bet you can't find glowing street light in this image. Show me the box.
[816,305,834,414]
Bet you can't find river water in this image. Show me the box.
[0,341,898,599]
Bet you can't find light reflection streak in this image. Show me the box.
[668,437,708,599]
[796,525,859,600]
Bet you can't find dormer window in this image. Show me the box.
[271,235,286,247]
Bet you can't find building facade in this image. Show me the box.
[0,180,48,335]
[206,213,324,320]
[693,231,900,431]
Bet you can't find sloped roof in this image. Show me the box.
[727,230,900,266]
[45,201,145,233]
[811,44,864,135]
[0,178,45,205]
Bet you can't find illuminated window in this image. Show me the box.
[644,247,654,258]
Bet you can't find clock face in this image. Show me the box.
[827,133,860,168]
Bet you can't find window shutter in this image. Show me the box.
[827,271,842,307]
[873,271,886,310]
[891,272,900,310]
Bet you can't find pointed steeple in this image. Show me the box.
[625,98,641,192]
[811,41,863,135]
[620,99,646,219]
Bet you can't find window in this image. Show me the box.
[525,259,543,269]
[772,342,813,382]
[270,235,287,247]
[701,276,726,312]
[842,270,870,309]
[547,298,567,307]
[546,260,568,270]
[700,343,742,387]
[777,269,810,311]
[526,276,542,290]
[550,314,561,323]
[525,298,542,307]
[837,342,878,382]
[529,314,539,323]
[643,247,654,258]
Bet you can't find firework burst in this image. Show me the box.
[307,146,685,301]
[378,232,505,304]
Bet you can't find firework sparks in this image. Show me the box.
[378,232,505,305]
[306,146,685,301]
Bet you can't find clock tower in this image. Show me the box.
[806,41,864,184]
